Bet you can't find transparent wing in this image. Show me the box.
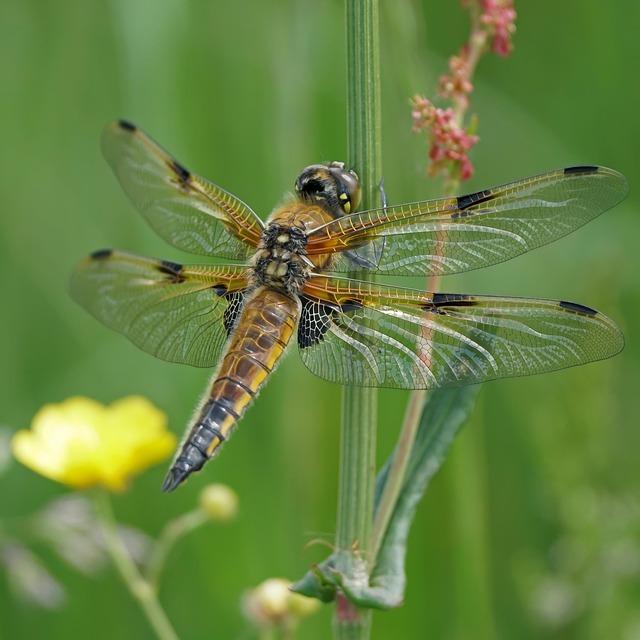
[298,275,624,389]
[305,166,628,276]
[70,249,249,367]
[102,120,264,259]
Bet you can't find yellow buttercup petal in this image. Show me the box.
[11,396,176,492]
[12,398,103,488]
[101,396,175,489]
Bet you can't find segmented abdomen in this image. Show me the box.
[162,288,299,491]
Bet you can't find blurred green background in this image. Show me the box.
[1,1,639,638]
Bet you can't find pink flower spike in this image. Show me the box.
[438,46,474,104]
[411,95,479,182]
[479,0,517,57]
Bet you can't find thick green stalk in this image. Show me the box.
[334,0,381,638]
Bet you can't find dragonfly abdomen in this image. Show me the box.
[162,288,300,492]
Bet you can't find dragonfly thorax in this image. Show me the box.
[251,223,311,294]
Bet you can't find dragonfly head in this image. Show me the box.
[295,161,361,217]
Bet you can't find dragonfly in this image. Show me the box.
[71,120,627,492]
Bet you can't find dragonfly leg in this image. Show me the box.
[343,177,389,270]
[378,176,388,209]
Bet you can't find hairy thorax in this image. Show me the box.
[250,201,335,295]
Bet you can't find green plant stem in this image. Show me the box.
[371,389,425,559]
[146,509,209,592]
[371,0,491,576]
[93,490,179,640]
[334,1,381,638]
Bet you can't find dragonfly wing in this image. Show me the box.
[71,249,249,367]
[102,121,264,259]
[298,275,623,389]
[306,166,628,276]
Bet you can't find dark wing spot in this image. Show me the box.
[559,300,597,316]
[158,260,183,275]
[432,293,477,306]
[298,296,333,349]
[117,119,136,132]
[456,189,494,211]
[341,299,364,313]
[425,293,479,313]
[223,290,245,335]
[169,159,191,183]
[564,165,599,176]
[90,248,113,260]
[157,260,184,283]
[212,284,228,296]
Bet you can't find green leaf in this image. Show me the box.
[292,386,479,608]
[368,386,480,606]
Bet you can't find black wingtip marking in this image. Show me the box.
[90,248,113,260]
[169,159,191,182]
[564,165,599,176]
[559,300,598,316]
[117,119,136,132]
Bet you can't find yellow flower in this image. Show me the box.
[12,396,176,491]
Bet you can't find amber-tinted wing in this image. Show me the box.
[71,250,249,367]
[102,121,264,259]
[305,166,627,276]
[298,275,623,389]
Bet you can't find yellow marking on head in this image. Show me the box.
[343,201,351,213]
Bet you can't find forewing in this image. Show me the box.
[306,166,627,276]
[71,250,249,367]
[102,121,264,259]
[298,275,623,389]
